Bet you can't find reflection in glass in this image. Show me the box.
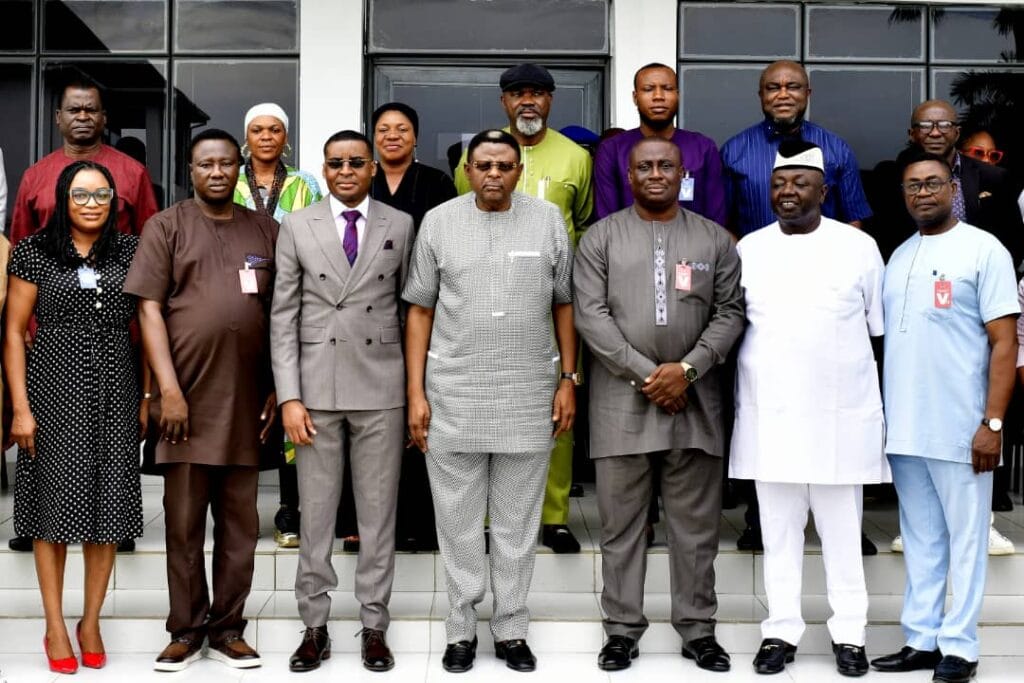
[369,0,608,53]
[678,66,765,147]
[173,60,298,202]
[175,0,298,52]
[807,5,923,61]
[0,62,33,228]
[931,6,1023,63]
[0,0,35,51]
[679,3,798,59]
[43,0,166,52]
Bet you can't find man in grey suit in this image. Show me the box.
[270,130,414,673]
[574,137,744,673]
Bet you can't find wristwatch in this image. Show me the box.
[560,372,581,385]
[983,417,1003,433]
[680,361,698,383]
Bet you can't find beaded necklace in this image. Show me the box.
[245,158,287,217]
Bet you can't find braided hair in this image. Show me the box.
[38,160,121,268]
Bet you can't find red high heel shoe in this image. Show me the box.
[44,635,79,674]
[76,621,107,669]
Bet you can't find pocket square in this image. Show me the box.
[383,239,394,250]
[978,191,993,199]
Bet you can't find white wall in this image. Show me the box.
[609,0,678,129]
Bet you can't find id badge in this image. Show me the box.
[77,266,97,289]
[239,267,258,294]
[679,175,695,202]
[675,262,692,291]
[934,279,952,308]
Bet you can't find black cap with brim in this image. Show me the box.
[500,63,556,92]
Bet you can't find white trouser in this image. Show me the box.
[756,481,868,646]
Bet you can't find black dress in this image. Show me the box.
[370,161,457,231]
[11,233,144,544]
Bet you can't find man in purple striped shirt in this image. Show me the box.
[594,63,727,225]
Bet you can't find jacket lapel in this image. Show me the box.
[308,198,351,282]
[341,200,389,299]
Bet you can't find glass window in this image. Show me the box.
[173,60,299,202]
[175,0,298,53]
[0,61,33,230]
[43,0,167,53]
[42,61,169,207]
[679,3,798,60]
[369,0,609,54]
[372,65,604,174]
[806,67,925,169]
[678,66,765,147]
[806,4,924,62]
[931,6,1022,63]
[0,0,35,52]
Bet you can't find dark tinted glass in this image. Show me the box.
[173,60,299,202]
[372,66,603,174]
[679,3,798,59]
[43,0,166,52]
[0,0,34,51]
[43,61,169,207]
[0,62,32,230]
[678,66,765,147]
[175,0,298,52]
[807,5,924,61]
[932,6,1022,63]
[369,0,609,53]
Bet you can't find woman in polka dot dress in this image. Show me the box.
[5,160,145,673]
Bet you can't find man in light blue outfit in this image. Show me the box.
[873,148,1018,683]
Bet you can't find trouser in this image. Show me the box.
[295,407,403,630]
[279,462,298,508]
[163,463,259,644]
[541,430,573,525]
[596,449,722,643]
[889,454,992,661]
[426,450,549,642]
[757,481,868,646]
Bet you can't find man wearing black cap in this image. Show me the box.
[455,63,593,555]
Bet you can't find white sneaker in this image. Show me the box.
[989,524,1016,556]
[890,535,903,553]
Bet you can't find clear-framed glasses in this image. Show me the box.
[325,157,369,170]
[911,120,957,133]
[901,178,953,195]
[69,187,115,206]
[470,160,519,173]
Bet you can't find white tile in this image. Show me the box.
[98,589,272,620]
[598,652,778,682]
[239,651,431,682]
[423,653,610,683]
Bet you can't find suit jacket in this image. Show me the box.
[867,153,1024,266]
[271,197,414,411]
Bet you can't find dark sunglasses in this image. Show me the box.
[325,157,370,170]
[962,146,1004,164]
[470,160,520,173]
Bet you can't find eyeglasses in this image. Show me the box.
[325,157,369,169]
[69,188,115,206]
[911,120,957,134]
[962,146,1004,164]
[470,160,520,173]
[901,178,953,195]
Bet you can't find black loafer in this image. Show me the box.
[541,525,581,554]
[495,639,537,672]
[860,534,877,556]
[8,536,32,552]
[753,638,796,674]
[932,655,978,683]
[833,642,869,677]
[442,637,477,673]
[870,646,942,672]
[598,635,638,671]
[737,526,764,551]
[682,635,731,672]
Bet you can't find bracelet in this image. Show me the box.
[143,392,154,400]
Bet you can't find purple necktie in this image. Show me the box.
[342,209,360,265]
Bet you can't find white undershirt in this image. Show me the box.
[329,194,370,251]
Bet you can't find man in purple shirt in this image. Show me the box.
[594,63,726,224]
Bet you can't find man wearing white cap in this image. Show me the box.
[730,140,888,676]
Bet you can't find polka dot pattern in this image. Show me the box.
[11,233,144,544]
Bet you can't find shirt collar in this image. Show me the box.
[329,193,370,220]
[951,151,962,178]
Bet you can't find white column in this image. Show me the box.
[610,0,679,129]
[298,0,365,183]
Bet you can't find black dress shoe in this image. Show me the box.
[541,525,581,554]
[569,483,584,497]
[442,637,477,673]
[597,635,638,671]
[737,526,764,551]
[289,626,331,672]
[753,638,796,674]
[870,646,942,672]
[833,642,869,677]
[8,536,32,552]
[932,655,978,683]
[682,635,731,672]
[117,539,135,553]
[361,628,394,672]
[992,491,1014,512]
[495,639,537,672]
[861,534,877,556]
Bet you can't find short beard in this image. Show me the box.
[639,113,674,133]
[515,115,544,138]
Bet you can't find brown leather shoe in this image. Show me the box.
[207,636,261,669]
[361,628,395,672]
[289,626,331,672]
[154,636,203,672]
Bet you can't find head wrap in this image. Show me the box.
[244,102,289,133]
[773,140,824,173]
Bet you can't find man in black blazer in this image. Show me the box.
[867,100,1024,267]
